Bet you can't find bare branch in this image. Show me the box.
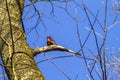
[34,45,81,56]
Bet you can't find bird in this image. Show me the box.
[47,36,56,46]
[46,36,81,56]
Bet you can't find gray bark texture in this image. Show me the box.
[0,0,81,79]
[0,0,45,80]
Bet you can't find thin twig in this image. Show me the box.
[43,55,71,80]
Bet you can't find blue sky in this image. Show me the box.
[22,0,120,80]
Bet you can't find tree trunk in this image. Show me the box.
[0,0,45,80]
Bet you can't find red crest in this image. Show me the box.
[47,36,56,45]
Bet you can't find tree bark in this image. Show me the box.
[0,0,81,79]
[0,0,45,80]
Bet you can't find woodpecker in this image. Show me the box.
[47,36,56,46]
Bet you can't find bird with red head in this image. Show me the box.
[47,36,57,46]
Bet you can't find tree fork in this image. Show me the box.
[0,0,81,79]
[0,0,45,79]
